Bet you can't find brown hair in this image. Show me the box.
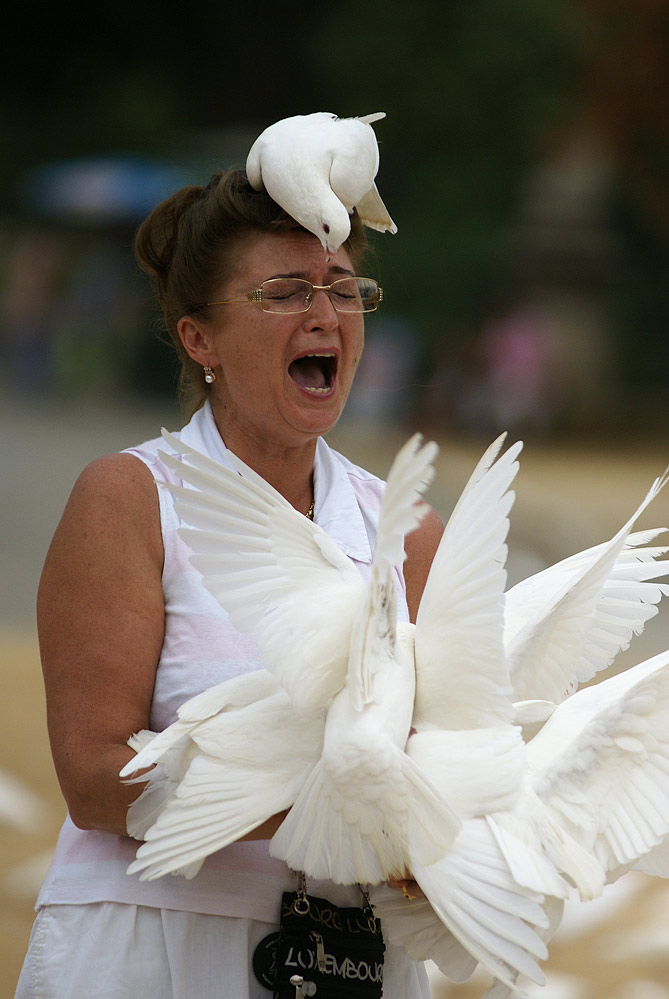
[134,168,369,417]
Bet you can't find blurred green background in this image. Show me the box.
[1,0,667,438]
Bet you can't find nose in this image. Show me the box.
[303,287,338,329]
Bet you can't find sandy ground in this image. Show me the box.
[2,389,669,997]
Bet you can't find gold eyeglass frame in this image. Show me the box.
[200,277,383,315]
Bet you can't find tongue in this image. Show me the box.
[289,356,326,390]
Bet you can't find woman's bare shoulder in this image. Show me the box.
[40,450,164,603]
[70,450,158,504]
[63,451,161,543]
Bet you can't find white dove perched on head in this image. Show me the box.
[246,111,397,257]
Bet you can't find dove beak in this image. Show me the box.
[321,223,338,262]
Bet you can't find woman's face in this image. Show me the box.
[202,230,365,451]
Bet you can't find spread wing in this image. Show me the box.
[158,430,365,712]
[413,435,522,730]
[126,688,325,880]
[506,470,669,705]
[526,648,669,877]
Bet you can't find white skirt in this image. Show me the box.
[15,902,431,999]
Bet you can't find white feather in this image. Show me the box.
[270,435,461,885]
[506,472,669,706]
[159,429,364,712]
[397,435,550,990]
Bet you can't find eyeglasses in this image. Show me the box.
[198,276,383,315]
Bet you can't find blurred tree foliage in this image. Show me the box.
[3,0,667,385]
[577,0,669,388]
[306,0,584,342]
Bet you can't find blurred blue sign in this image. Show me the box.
[22,155,195,223]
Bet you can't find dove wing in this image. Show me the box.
[355,183,398,234]
[336,432,438,708]
[506,472,669,704]
[126,691,325,881]
[158,430,365,711]
[370,432,439,573]
[413,435,522,729]
[245,111,338,190]
[632,836,669,878]
[410,819,549,991]
[504,529,667,642]
[121,669,278,777]
[527,648,669,878]
[121,670,283,842]
[371,886,480,984]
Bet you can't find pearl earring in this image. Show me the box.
[203,365,216,384]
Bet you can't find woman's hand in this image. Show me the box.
[386,877,425,900]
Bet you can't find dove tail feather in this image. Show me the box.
[270,747,459,886]
[355,185,397,234]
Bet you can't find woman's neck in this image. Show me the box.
[209,405,318,515]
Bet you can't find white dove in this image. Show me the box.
[366,435,553,991]
[496,646,669,898]
[246,111,397,257]
[267,433,460,886]
[123,432,458,885]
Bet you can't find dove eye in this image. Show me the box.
[323,224,331,235]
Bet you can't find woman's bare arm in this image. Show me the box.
[38,453,165,836]
[403,504,444,624]
[39,451,291,843]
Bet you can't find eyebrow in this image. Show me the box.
[266,265,356,281]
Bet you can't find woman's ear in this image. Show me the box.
[177,316,221,370]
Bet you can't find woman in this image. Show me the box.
[16,169,444,998]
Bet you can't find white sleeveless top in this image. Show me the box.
[36,403,410,921]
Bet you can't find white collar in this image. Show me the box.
[179,402,373,564]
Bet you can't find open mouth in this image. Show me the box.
[288,353,338,394]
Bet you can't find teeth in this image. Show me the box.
[304,386,331,394]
